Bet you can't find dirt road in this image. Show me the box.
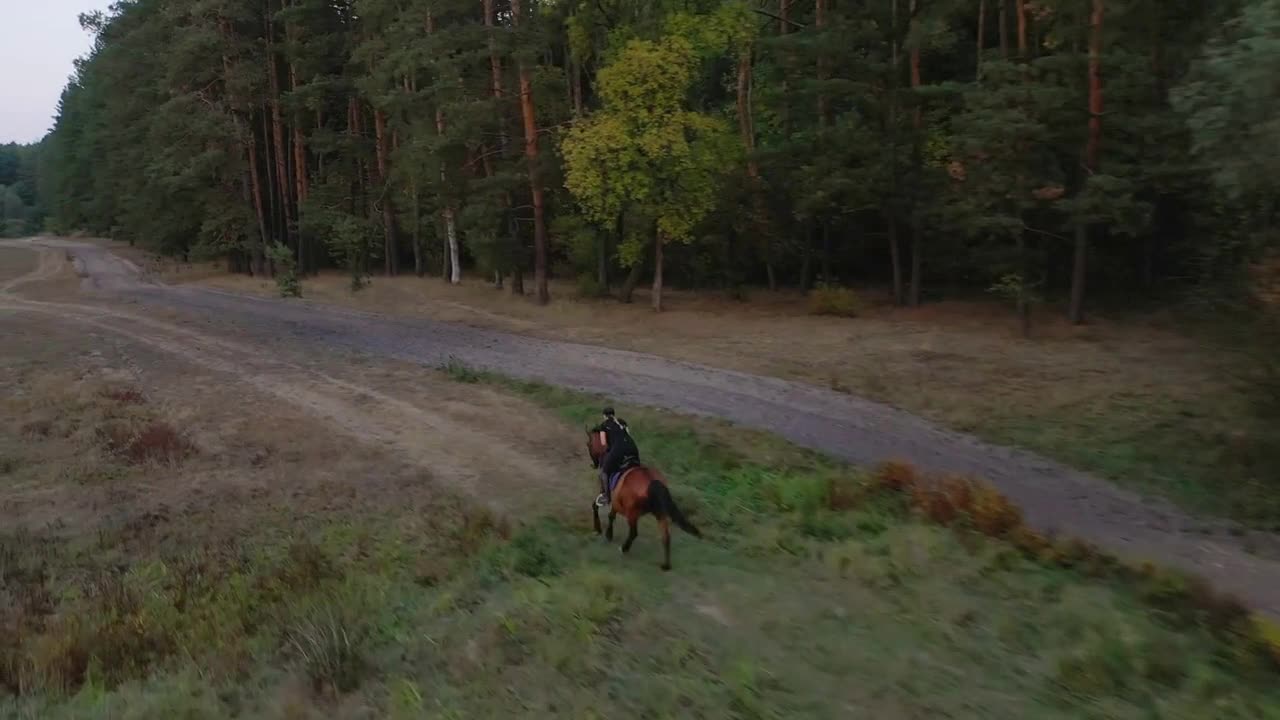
[5,237,1280,617]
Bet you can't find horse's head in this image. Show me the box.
[585,427,606,468]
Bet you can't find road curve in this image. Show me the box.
[8,238,1280,617]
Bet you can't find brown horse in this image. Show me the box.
[586,430,701,571]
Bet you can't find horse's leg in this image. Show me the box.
[621,513,639,554]
[605,511,616,542]
[658,515,672,571]
[592,503,602,535]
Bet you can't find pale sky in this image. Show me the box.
[0,0,114,144]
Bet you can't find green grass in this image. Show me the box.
[986,389,1280,528]
[4,369,1280,718]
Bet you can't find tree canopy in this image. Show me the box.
[23,0,1278,323]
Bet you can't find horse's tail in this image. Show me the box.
[649,475,701,538]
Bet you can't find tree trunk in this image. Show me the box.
[821,223,832,285]
[999,0,1008,58]
[1016,0,1027,56]
[427,13,459,284]
[265,12,293,252]
[288,16,308,273]
[572,57,585,117]
[1070,0,1104,325]
[484,0,505,144]
[909,224,922,306]
[374,109,398,276]
[443,206,460,284]
[261,111,279,252]
[800,223,812,291]
[1069,223,1088,324]
[1142,233,1155,289]
[736,47,772,292]
[977,0,987,81]
[651,234,665,312]
[888,0,904,305]
[484,0,523,292]
[908,0,924,307]
[598,229,609,290]
[247,133,269,275]
[441,216,451,280]
[1016,236,1030,337]
[778,0,792,141]
[816,0,829,122]
[735,51,757,179]
[220,22,268,276]
[511,0,549,305]
[888,212,904,305]
[621,255,644,304]
[411,181,423,277]
[294,125,308,273]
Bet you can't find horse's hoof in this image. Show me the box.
[660,564,671,572]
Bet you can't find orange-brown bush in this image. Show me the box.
[100,387,146,406]
[126,422,196,464]
[98,420,196,465]
[967,482,1023,537]
[879,465,1022,538]
[874,461,919,492]
[824,473,863,511]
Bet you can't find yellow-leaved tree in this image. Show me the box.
[562,33,738,311]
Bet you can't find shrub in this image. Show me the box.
[725,283,750,302]
[824,473,863,511]
[266,242,302,298]
[442,356,481,384]
[123,422,196,465]
[967,481,1023,538]
[874,461,919,492]
[807,285,864,318]
[575,274,608,299]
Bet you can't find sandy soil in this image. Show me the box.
[3,237,1280,619]
[0,242,582,522]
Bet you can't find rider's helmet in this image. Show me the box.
[602,406,616,418]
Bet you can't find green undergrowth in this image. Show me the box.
[5,372,1280,717]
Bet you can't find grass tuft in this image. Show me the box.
[284,595,370,696]
[441,356,482,384]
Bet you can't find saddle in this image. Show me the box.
[608,457,642,493]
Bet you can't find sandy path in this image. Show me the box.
[4,237,1280,617]
[0,242,576,517]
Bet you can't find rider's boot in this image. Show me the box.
[595,470,609,508]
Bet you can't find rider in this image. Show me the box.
[593,406,639,508]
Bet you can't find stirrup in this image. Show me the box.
[595,493,608,508]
